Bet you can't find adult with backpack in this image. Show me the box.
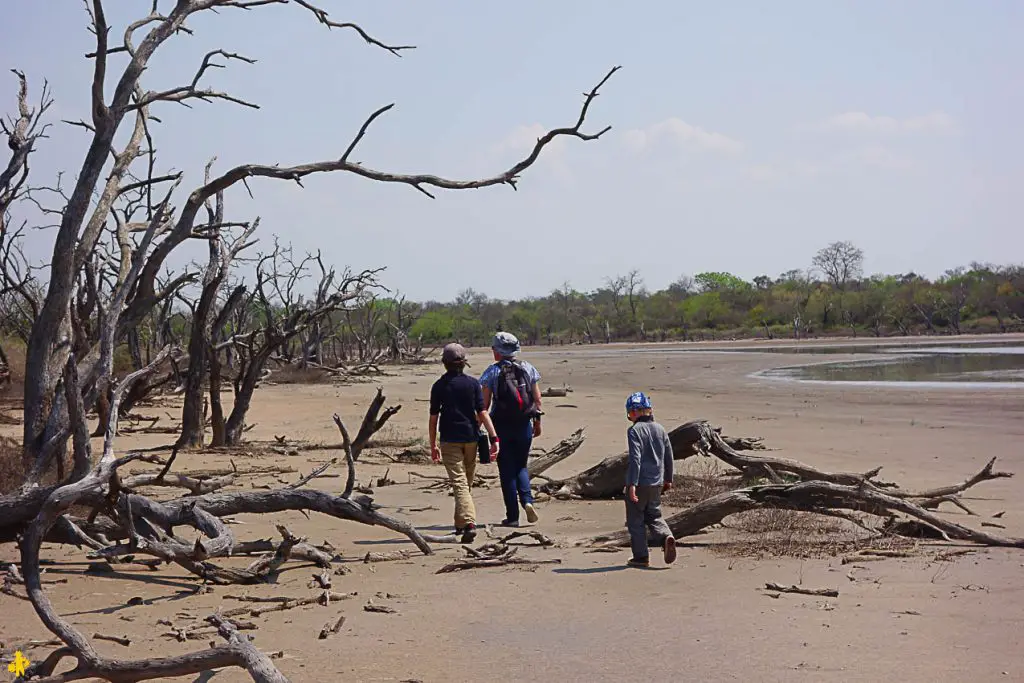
[479,331,543,527]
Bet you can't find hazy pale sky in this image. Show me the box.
[3,1,1022,301]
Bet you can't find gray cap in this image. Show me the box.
[442,342,469,366]
[491,331,521,358]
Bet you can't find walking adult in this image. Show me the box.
[479,331,543,527]
[429,343,499,543]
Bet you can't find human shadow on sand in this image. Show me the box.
[553,565,669,575]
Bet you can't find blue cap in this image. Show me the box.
[625,391,652,411]
[491,331,521,358]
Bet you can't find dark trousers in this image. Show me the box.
[625,485,673,560]
[496,430,534,523]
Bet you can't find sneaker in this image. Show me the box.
[627,556,650,569]
[524,503,539,524]
[499,519,520,528]
[461,524,477,544]
[663,536,677,565]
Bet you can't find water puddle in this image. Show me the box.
[530,339,1024,388]
[753,344,1024,388]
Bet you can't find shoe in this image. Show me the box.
[663,536,677,565]
[524,503,539,524]
[499,519,520,528]
[461,524,477,544]
[627,556,650,569]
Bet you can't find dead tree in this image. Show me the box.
[2,2,618,679]
[217,244,380,446]
[0,70,51,221]
[297,251,342,368]
[15,0,618,474]
[177,174,257,449]
[0,71,51,382]
[344,291,388,363]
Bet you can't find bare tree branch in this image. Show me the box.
[130,50,260,111]
[289,0,415,56]
[196,66,620,200]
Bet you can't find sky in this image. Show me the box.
[2,0,1022,302]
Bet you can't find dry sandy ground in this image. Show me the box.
[2,336,1024,682]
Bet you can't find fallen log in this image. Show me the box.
[588,480,1024,549]
[539,421,773,499]
[545,420,1011,501]
[537,421,715,499]
[528,428,586,477]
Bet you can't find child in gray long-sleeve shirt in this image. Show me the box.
[623,391,677,568]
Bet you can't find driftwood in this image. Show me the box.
[232,539,336,567]
[528,428,586,477]
[540,421,762,499]
[436,533,561,573]
[350,387,403,460]
[17,360,296,682]
[121,471,236,495]
[91,633,131,647]
[127,464,298,478]
[9,389,426,681]
[764,583,839,597]
[363,549,414,563]
[248,591,357,617]
[288,388,400,489]
[589,479,1024,549]
[163,618,259,643]
[363,602,398,614]
[548,420,1011,509]
[318,615,346,640]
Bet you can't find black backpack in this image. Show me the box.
[491,361,539,423]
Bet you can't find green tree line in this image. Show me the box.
[401,242,1024,347]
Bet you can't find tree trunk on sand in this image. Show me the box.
[588,479,1024,550]
[539,421,760,499]
[178,270,223,449]
[209,351,227,447]
[223,350,268,447]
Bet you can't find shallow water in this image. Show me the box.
[529,339,1024,387]
[755,345,1024,387]
[715,339,1024,355]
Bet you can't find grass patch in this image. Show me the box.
[663,457,737,506]
[715,508,916,559]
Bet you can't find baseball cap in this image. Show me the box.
[442,342,469,366]
[625,391,652,411]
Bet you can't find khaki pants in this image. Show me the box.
[440,442,477,528]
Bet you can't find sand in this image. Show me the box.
[2,336,1023,682]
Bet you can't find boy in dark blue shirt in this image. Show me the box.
[429,343,499,543]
